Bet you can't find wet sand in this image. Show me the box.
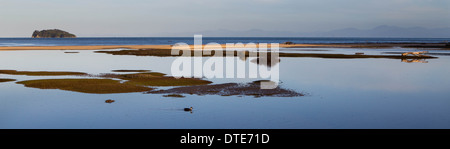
[1,43,447,51]
[0,45,174,51]
[0,44,317,51]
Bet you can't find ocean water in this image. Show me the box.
[1,38,450,129]
[1,37,450,47]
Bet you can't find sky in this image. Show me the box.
[0,0,449,37]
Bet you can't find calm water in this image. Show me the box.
[1,37,450,47]
[1,38,450,128]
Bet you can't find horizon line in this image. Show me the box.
[1,36,450,39]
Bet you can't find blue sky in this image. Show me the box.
[0,0,449,37]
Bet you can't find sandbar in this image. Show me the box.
[6,43,447,51]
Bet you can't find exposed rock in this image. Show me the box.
[147,80,304,97]
[105,99,115,103]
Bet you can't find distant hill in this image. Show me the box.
[32,29,76,38]
[305,25,450,38]
[158,25,450,38]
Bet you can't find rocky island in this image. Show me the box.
[32,29,76,38]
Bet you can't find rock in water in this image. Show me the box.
[32,29,76,38]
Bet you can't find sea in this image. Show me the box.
[1,37,450,129]
[1,37,450,47]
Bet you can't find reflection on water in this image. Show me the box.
[250,57,281,67]
[401,58,429,63]
[1,48,450,129]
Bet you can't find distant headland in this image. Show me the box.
[32,29,76,38]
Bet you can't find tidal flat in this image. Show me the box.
[7,69,296,96]
[16,79,153,94]
[99,72,213,87]
[9,70,215,94]
[111,70,151,72]
[0,78,16,83]
[0,70,87,76]
[94,48,437,60]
